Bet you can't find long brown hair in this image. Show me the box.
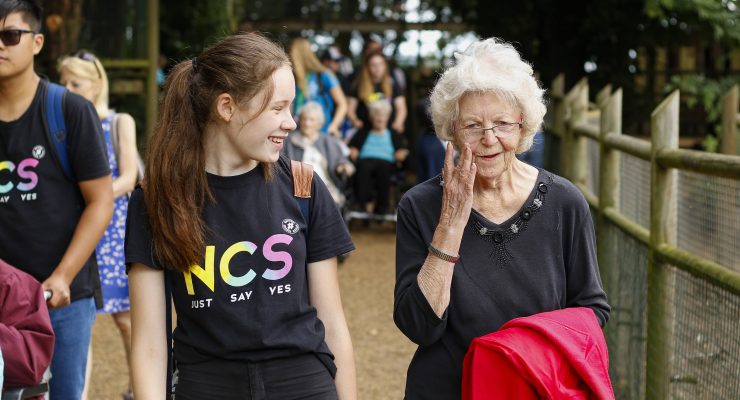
[289,37,326,98]
[356,51,392,102]
[144,32,290,272]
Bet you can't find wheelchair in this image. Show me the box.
[343,161,409,229]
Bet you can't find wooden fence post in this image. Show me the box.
[549,74,566,174]
[647,90,680,400]
[146,0,159,138]
[571,78,589,185]
[720,84,739,156]
[598,88,620,294]
[596,84,612,109]
[562,78,588,181]
[598,87,624,393]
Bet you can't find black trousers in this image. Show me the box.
[355,158,394,214]
[175,353,337,400]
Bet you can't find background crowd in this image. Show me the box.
[0,1,547,399]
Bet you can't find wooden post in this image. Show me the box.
[720,85,738,155]
[560,78,582,180]
[145,0,160,139]
[596,84,613,109]
[597,87,622,390]
[549,74,566,174]
[567,78,588,185]
[647,90,680,400]
[598,88,621,292]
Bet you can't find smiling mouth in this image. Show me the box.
[269,137,285,144]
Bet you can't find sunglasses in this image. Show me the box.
[71,50,103,79]
[0,29,37,46]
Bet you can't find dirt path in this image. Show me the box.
[88,225,417,399]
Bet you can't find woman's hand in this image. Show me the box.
[394,148,409,163]
[415,142,475,319]
[439,142,476,234]
[328,124,341,138]
[336,162,355,177]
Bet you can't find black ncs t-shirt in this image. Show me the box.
[125,156,355,371]
[0,79,110,301]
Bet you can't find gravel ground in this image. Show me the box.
[88,224,417,399]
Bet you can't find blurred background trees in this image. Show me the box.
[38,0,739,148]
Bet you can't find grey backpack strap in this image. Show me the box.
[109,113,121,160]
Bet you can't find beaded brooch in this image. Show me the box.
[470,174,554,265]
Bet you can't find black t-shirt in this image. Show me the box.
[394,169,611,400]
[125,156,355,372]
[350,79,402,129]
[0,79,110,301]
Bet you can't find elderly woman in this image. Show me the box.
[283,101,354,207]
[393,38,610,399]
[348,99,408,217]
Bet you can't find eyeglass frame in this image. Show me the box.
[70,50,103,79]
[455,117,524,142]
[0,29,38,47]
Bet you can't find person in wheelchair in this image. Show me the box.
[283,101,355,208]
[348,99,409,219]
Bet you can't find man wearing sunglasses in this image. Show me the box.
[0,1,113,399]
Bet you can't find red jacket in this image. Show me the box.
[0,259,55,389]
[462,307,614,400]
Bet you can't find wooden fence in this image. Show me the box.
[544,76,740,400]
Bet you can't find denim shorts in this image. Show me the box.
[48,296,96,400]
[174,353,337,400]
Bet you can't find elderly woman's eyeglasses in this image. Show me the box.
[71,50,103,78]
[0,29,37,46]
[457,120,523,142]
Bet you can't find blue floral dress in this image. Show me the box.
[96,114,130,313]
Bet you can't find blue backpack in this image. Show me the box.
[40,81,75,181]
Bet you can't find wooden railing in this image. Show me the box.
[545,76,740,400]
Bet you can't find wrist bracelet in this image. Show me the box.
[428,243,460,263]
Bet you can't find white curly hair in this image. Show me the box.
[429,37,547,153]
[296,101,326,127]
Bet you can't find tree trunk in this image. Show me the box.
[39,0,85,80]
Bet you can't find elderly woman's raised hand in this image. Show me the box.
[439,142,476,234]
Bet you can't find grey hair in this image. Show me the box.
[296,101,326,127]
[429,37,546,153]
[367,98,392,116]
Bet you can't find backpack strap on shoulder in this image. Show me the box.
[42,82,74,180]
[291,160,313,198]
[316,71,325,96]
[290,160,313,225]
[109,112,121,158]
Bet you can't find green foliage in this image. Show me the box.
[702,132,720,152]
[645,0,740,43]
[665,74,739,150]
[666,75,737,121]
[160,0,235,60]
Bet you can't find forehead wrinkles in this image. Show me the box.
[459,93,518,121]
